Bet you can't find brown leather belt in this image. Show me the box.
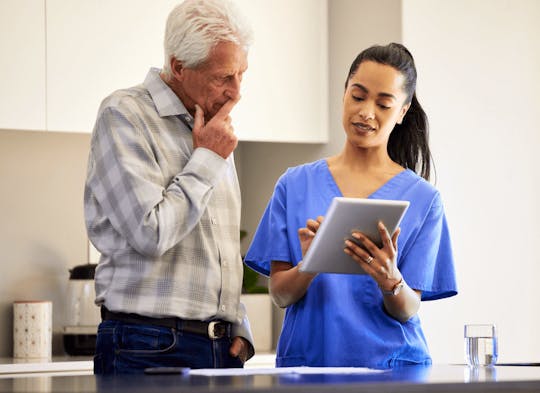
[101,307,231,340]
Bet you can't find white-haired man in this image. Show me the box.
[84,0,254,374]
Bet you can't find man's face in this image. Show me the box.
[176,41,248,121]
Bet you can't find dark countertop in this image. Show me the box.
[2,364,540,393]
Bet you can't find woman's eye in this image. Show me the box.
[378,104,391,110]
[352,95,364,101]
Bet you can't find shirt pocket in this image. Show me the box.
[353,275,380,306]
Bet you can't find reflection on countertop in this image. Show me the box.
[3,364,540,393]
[0,353,276,378]
[0,356,93,378]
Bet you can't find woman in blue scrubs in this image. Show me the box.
[244,43,457,369]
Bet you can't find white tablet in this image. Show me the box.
[299,197,410,275]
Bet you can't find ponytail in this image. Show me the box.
[388,94,431,181]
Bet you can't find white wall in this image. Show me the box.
[403,0,540,363]
[0,130,91,357]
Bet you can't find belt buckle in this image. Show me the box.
[207,321,220,340]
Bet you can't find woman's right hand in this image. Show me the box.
[298,216,324,257]
[269,216,323,308]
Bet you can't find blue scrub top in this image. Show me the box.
[245,159,457,368]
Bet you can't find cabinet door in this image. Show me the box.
[0,0,46,131]
[46,0,328,142]
[232,0,328,143]
[46,0,179,133]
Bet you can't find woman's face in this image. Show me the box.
[342,60,410,149]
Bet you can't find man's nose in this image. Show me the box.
[224,75,242,100]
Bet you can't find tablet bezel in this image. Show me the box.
[299,197,410,275]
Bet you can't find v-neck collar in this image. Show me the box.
[320,159,414,200]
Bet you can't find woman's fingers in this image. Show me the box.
[392,227,400,252]
[298,227,316,257]
[345,229,399,281]
[350,231,379,256]
[298,227,315,239]
[344,240,371,263]
[378,221,393,249]
[298,216,325,257]
[306,216,324,233]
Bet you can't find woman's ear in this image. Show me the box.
[397,103,411,125]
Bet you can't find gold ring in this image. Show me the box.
[365,256,374,264]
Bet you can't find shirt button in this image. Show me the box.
[221,305,226,311]
[211,217,217,225]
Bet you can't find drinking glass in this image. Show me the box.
[464,324,498,366]
[464,364,497,382]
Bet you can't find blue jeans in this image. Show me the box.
[94,320,244,374]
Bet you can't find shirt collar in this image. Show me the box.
[143,68,193,127]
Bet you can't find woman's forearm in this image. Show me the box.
[269,261,317,308]
[382,283,421,323]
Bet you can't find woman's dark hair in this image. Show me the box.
[346,43,432,181]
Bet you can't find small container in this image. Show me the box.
[464,324,498,367]
[13,301,52,360]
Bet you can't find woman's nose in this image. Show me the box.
[358,104,375,121]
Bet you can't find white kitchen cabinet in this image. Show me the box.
[46,0,328,142]
[46,0,179,133]
[232,0,328,143]
[4,1,328,142]
[0,0,46,131]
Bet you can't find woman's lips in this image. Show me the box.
[352,122,375,133]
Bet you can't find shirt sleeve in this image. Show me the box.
[85,105,228,258]
[244,174,292,277]
[231,302,255,360]
[400,192,458,301]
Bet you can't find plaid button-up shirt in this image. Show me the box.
[84,68,252,343]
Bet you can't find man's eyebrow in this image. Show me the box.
[351,83,397,100]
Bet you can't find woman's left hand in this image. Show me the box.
[344,221,402,292]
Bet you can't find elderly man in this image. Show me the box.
[84,0,254,374]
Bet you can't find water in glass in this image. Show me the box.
[465,336,498,366]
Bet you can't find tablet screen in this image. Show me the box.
[299,198,409,275]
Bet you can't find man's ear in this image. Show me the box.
[170,57,184,80]
[397,102,411,125]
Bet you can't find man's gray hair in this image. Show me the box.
[162,0,253,77]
